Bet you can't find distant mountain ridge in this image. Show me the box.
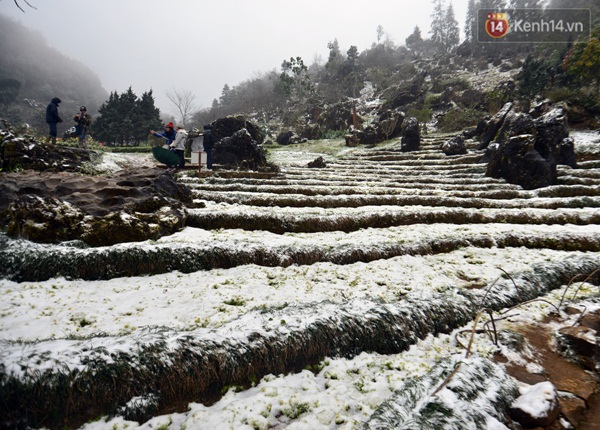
[0,14,107,134]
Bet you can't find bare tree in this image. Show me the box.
[165,89,198,128]
[11,0,37,12]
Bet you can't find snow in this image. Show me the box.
[2,136,600,429]
[90,151,156,174]
[571,130,600,157]
[512,381,558,419]
[0,246,593,342]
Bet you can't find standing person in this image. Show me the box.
[203,124,215,170]
[73,106,92,148]
[150,122,176,147]
[45,97,62,145]
[170,124,187,168]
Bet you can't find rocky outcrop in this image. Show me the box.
[0,168,194,246]
[484,106,574,189]
[400,117,420,152]
[478,102,513,150]
[381,71,428,111]
[213,128,269,171]
[210,115,265,144]
[294,117,321,140]
[317,100,358,131]
[533,107,569,183]
[559,137,578,168]
[307,156,326,168]
[347,125,383,146]
[486,135,554,189]
[1,131,98,172]
[377,109,405,140]
[441,135,467,156]
[495,110,535,143]
[276,130,304,145]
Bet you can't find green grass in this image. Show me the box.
[267,138,347,156]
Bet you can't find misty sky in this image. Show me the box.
[0,0,468,117]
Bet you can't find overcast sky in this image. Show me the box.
[0,0,468,116]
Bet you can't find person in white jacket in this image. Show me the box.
[171,124,188,168]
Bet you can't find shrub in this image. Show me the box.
[406,108,432,124]
[104,146,153,154]
[431,77,471,93]
[436,109,482,132]
[546,87,600,113]
[321,129,347,139]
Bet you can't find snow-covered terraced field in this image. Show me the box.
[1,132,599,429]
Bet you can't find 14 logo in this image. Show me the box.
[486,12,510,38]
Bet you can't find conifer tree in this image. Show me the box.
[430,0,446,48]
[464,0,477,43]
[94,87,162,145]
[430,0,460,53]
[445,2,460,52]
[406,26,424,52]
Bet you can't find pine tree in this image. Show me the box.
[137,90,162,142]
[94,87,162,145]
[464,0,477,43]
[430,0,446,48]
[406,26,424,51]
[445,2,460,52]
[430,0,460,53]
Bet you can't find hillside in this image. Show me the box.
[0,14,107,134]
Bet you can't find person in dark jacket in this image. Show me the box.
[73,106,92,148]
[150,122,177,146]
[203,125,215,170]
[45,97,63,144]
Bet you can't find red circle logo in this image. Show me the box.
[486,13,510,38]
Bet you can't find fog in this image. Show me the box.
[0,0,467,116]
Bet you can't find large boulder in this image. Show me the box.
[441,135,467,156]
[478,102,513,150]
[295,117,321,140]
[559,137,578,168]
[495,111,535,143]
[400,117,420,152]
[381,71,428,111]
[0,168,193,246]
[317,100,358,131]
[210,115,265,144]
[483,106,574,188]
[377,109,405,140]
[349,126,384,146]
[486,135,554,189]
[275,130,296,145]
[213,128,268,170]
[275,130,306,145]
[533,107,569,183]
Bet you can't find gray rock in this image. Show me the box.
[400,117,420,152]
[441,135,467,156]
